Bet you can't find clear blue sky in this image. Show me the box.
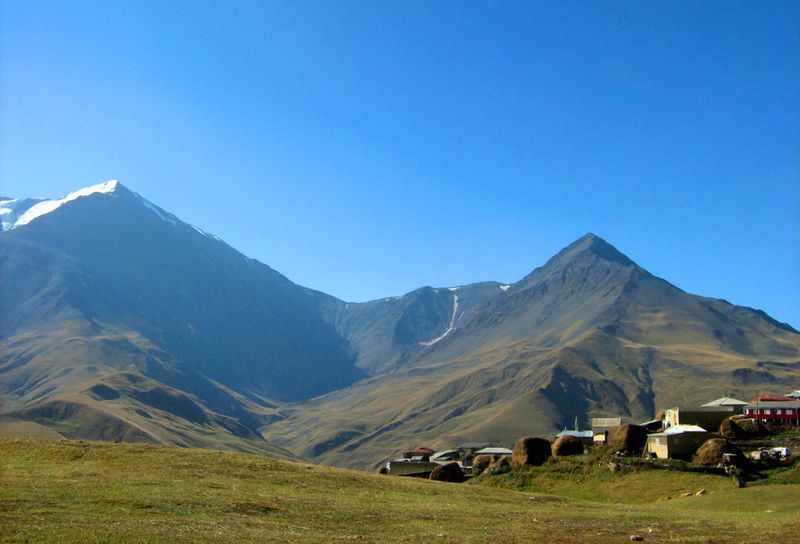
[2,1,799,327]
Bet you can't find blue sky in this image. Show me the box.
[2,1,799,327]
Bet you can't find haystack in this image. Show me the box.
[491,456,510,470]
[735,417,765,437]
[719,417,765,438]
[429,462,464,483]
[511,437,551,468]
[718,418,738,438]
[551,435,584,457]
[472,454,493,476]
[608,424,648,453]
[692,438,742,466]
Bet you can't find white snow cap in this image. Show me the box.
[7,180,120,230]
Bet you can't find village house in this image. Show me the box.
[456,442,490,467]
[663,406,734,431]
[591,417,629,444]
[700,396,749,413]
[644,425,715,460]
[743,400,800,424]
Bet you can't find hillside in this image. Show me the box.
[262,235,800,467]
[1,439,799,543]
[0,181,362,455]
[2,182,799,466]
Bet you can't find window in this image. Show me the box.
[765,409,771,415]
[777,410,782,415]
[788,409,795,415]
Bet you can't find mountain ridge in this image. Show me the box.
[2,180,798,468]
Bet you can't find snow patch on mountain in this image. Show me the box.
[420,293,459,346]
[138,194,178,225]
[8,180,120,230]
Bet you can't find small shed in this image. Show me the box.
[645,425,715,460]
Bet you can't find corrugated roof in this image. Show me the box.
[650,424,708,436]
[701,397,748,407]
[745,400,800,410]
[474,447,513,455]
[750,392,792,403]
[457,442,490,449]
[556,430,593,438]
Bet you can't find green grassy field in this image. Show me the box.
[1,439,798,543]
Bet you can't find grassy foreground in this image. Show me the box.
[1,439,799,543]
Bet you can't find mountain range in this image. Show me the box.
[2,181,799,467]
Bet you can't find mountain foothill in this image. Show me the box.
[1,181,798,467]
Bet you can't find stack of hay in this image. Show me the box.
[719,416,766,439]
[608,424,648,454]
[472,454,511,476]
[551,435,584,457]
[692,438,743,466]
[429,462,464,483]
[511,437,551,468]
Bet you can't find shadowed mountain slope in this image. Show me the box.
[2,182,798,466]
[260,235,800,467]
[0,181,363,455]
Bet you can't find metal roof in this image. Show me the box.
[474,447,513,455]
[745,400,800,410]
[556,430,593,438]
[649,424,708,436]
[701,397,748,407]
[456,442,490,449]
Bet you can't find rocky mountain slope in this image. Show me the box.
[2,181,798,466]
[263,236,800,467]
[0,181,361,455]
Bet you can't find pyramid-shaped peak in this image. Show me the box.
[552,233,635,267]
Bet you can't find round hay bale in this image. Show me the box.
[692,438,742,466]
[608,424,648,453]
[551,435,584,457]
[472,454,493,476]
[511,436,551,468]
[429,462,464,483]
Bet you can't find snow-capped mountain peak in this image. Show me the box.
[1,179,121,231]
